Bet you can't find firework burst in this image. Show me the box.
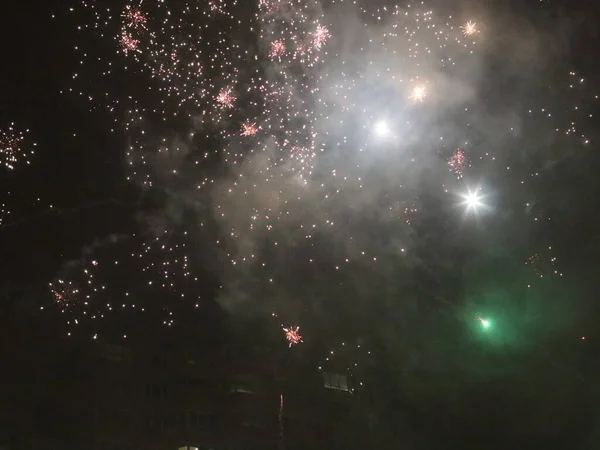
[283,326,303,347]
[448,150,467,177]
[410,85,427,102]
[0,123,36,170]
[461,21,478,37]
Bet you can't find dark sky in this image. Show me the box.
[0,1,135,284]
[0,0,599,336]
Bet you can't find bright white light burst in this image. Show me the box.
[374,120,390,137]
[462,190,483,211]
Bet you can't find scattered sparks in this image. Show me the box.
[120,30,139,55]
[50,280,80,311]
[123,6,146,28]
[0,203,10,227]
[0,123,35,170]
[54,0,591,346]
[269,40,286,59]
[448,150,467,177]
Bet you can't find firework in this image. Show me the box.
[475,315,490,328]
[241,121,259,137]
[410,85,427,102]
[216,88,236,109]
[283,326,303,347]
[0,123,35,170]
[461,21,478,37]
[61,0,592,349]
[49,280,80,311]
[123,6,147,28]
[119,30,139,55]
[312,24,330,50]
[448,150,467,176]
[269,40,286,59]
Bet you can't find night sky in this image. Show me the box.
[2,0,600,447]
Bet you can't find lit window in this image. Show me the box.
[178,446,199,450]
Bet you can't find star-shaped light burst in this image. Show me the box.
[461,189,483,212]
[241,121,258,136]
[462,21,478,37]
[216,88,235,108]
[283,326,303,347]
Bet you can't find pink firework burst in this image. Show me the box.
[448,150,467,176]
[312,25,330,50]
[269,40,286,59]
[283,326,303,347]
[124,6,146,28]
[120,30,139,55]
[291,145,313,160]
[241,121,258,136]
[259,0,279,12]
[0,123,35,170]
[216,88,236,108]
[209,0,236,15]
[49,280,79,311]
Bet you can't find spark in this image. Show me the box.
[448,150,467,176]
[312,25,330,50]
[60,0,592,346]
[283,326,303,347]
[0,123,35,170]
[241,121,258,136]
[0,204,10,227]
[49,280,80,311]
[124,6,146,28]
[269,40,286,59]
[120,30,139,55]
[462,21,478,37]
[410,85,427,102]
[476,315,490,328]
[216,88,236,108]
